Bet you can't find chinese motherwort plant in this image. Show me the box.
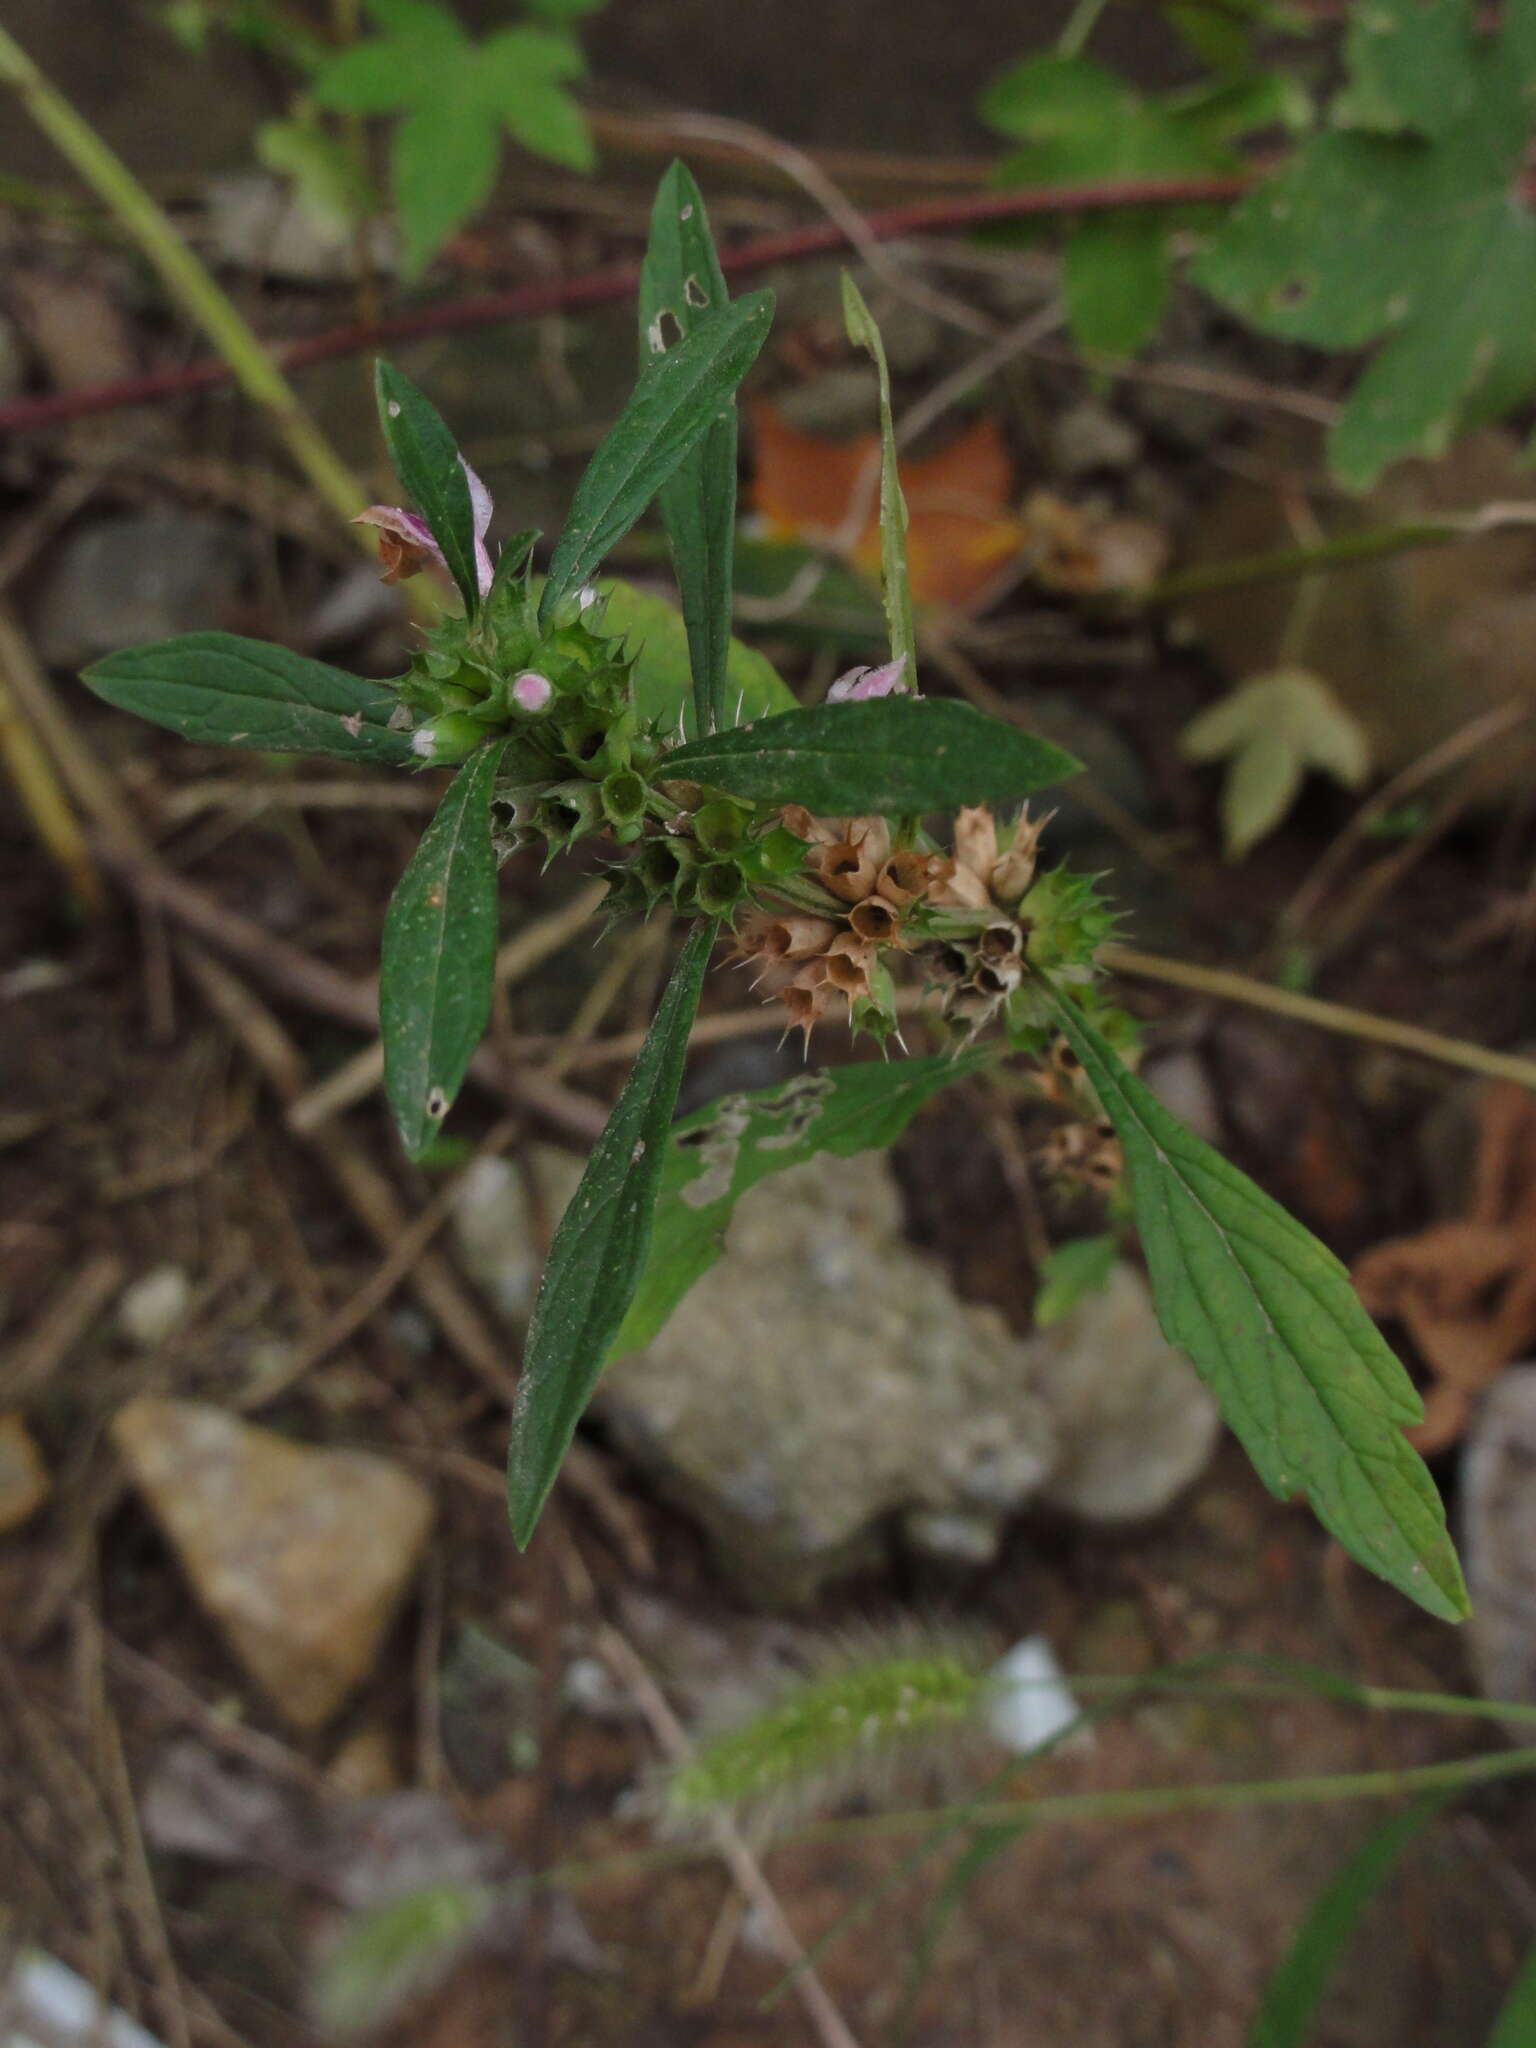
[84,164,1468,1627]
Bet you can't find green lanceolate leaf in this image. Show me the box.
[1045,989,1469,1623]
[82,633,418,766]
[374,360,481,615]
[615,1052,987,1354]
[507,919,716,1546]
[599,578,794,736]
[541,292,774,623]
[641,161,739,737]
[659,697,1080,813]
[380,739,505,1160]
[1249,1794,1450,2048]
[841,273,916,684]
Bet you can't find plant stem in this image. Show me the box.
[788,1743,1536,1848]
[0,24,365,536]
[0,637,102,913]
[529,1743,1536,1893]
[1058,0,1113,57]
[1101,941,1536,1094]
[1139,506,1536,608]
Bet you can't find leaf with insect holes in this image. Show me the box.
[614,1053,988,1354]
[659,696,1079,813]
[1046,990,1469,1623]
[841,273,917,684]
[1195,0,1536,487]
[82,633,418,767]
[507,920,716,1546]
[640,161,740,737]
[1250,1794,1450,2048]
[380,739,505,1160]
[312,0,593,275]
[1180,668,1371,859]
[540,292,773,625]
[373,361,482,615]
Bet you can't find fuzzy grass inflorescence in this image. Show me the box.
[659,1623,1000,1836]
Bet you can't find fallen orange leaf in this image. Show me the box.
[748,398,1025,610]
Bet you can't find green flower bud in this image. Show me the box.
[600,768,649,832]
[693,860,746,917]
[534,779,604,848]
[410,714,487,767]
[693,799,750,854]
[637,836,696,903]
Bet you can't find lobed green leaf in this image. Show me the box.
[540,292,773,623]
[81,632,418,767]
[615,1052,987,1355]
[658,696,1080,813]
[1046,991,1469,1623]
[380,739,505,1160]
[375,360,481,613]
[506,920,716,1546]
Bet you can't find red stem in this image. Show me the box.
[0,176,1248,436]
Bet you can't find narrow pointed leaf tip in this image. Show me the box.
[541,291,773,622]
[373,361,488,614]
[1047,991,1469,1624]
[659,696,1080,813]
[81,633,418,767]
[380,740,506,1160]
[506,920,716,1546]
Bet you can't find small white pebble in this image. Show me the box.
[118,1265,192,1351]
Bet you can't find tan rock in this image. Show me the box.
[0,1412,50,1533]
[325,1724,400,1798]
[111,1397,433,1730]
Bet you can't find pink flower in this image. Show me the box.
[826,654,909,704]
[355,457,495,597]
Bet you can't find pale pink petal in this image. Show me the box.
[827,654,909,703]
[353,505,447,586]
[461,458,495,595]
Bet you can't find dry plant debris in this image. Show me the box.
[1353,1081,1536,1452]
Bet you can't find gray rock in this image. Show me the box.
[1462,1367,1536,1722]
[777,365,886,440]
[1033,1262,1220,1524]
[35,514,243,669]
[450,1155,557,1329]
[596,1151,1059,1607]
[1051,399,1143,478]
[205,173,397,284]
[462,1143,1219,1607]
[117,1263,192,1351]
